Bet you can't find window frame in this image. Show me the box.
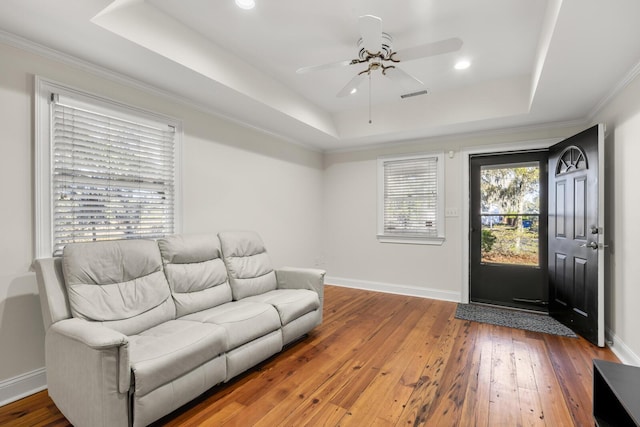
[35,77,183,258]
[377,152,445,245]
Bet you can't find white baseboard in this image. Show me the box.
[606,328,640,366]
[326,276,461,302]
[0,368,47,407]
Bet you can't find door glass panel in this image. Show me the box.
[480,162,540,266]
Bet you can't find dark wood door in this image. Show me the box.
[548,124,605,346]
[469,151,548,311]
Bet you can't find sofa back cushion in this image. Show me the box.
[218,231,277,300]
[158,233,232,317]
[62,239,175,335]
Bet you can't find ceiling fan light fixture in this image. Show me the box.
[454,59,471,70]
[235,0,255,10]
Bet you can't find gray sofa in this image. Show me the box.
[33,231,325,427]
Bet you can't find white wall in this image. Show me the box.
[323,146,463,300]
[0,40,324,402]
[178,100,324,268]
[0,42,44,396]
[596,72,640,365]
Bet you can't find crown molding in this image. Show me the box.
[588,57,640,121]
[0,29,171,99]
[325,117,589,155]
[0,29,322,153]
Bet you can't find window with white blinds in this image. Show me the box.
[36,78,181,257]
[377,152,445,244]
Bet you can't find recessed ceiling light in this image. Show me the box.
[454,60,471,70]
[350,88,358,95]
[235,0,255,10]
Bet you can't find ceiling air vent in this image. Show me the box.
[400,90,428,99]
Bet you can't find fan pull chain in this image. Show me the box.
[368,72,372,124]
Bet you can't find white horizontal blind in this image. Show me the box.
[383,156,438,237]
[51,96,176,255]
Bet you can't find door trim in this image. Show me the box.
[597,124,606,346]
[460,138,562,303]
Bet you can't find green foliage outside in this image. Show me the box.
[481,229,497,253]
[481,224,539,266]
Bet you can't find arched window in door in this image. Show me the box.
[556,145,588,175]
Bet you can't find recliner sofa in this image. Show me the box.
[33,231,325,427]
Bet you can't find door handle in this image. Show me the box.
[580,241,598,249]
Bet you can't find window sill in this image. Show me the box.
[377,234,445,246]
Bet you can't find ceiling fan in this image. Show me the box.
[296,15,463,98]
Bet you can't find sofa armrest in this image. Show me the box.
[33,257,72,331]
[45,318,131,426]
[49,318,131,394]
[52,317,129,348]
[275,267,326,319]
[275,267,325,292]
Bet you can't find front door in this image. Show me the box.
[548,124,605,346]
[469,151,548,311]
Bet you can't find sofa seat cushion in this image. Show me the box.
[244,289,320,325]
[129,320,226,397]
[180,301,281,350]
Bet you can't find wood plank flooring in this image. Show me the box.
[0,285,619,426]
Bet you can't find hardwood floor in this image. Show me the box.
[0,285,618,426]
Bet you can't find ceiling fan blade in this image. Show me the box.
[384,67,424,91]
[393,37,463,62]
[337,73,367,97]
[359,15,382,54]
[296,59,354,74]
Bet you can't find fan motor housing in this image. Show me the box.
[357,32,393,60]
